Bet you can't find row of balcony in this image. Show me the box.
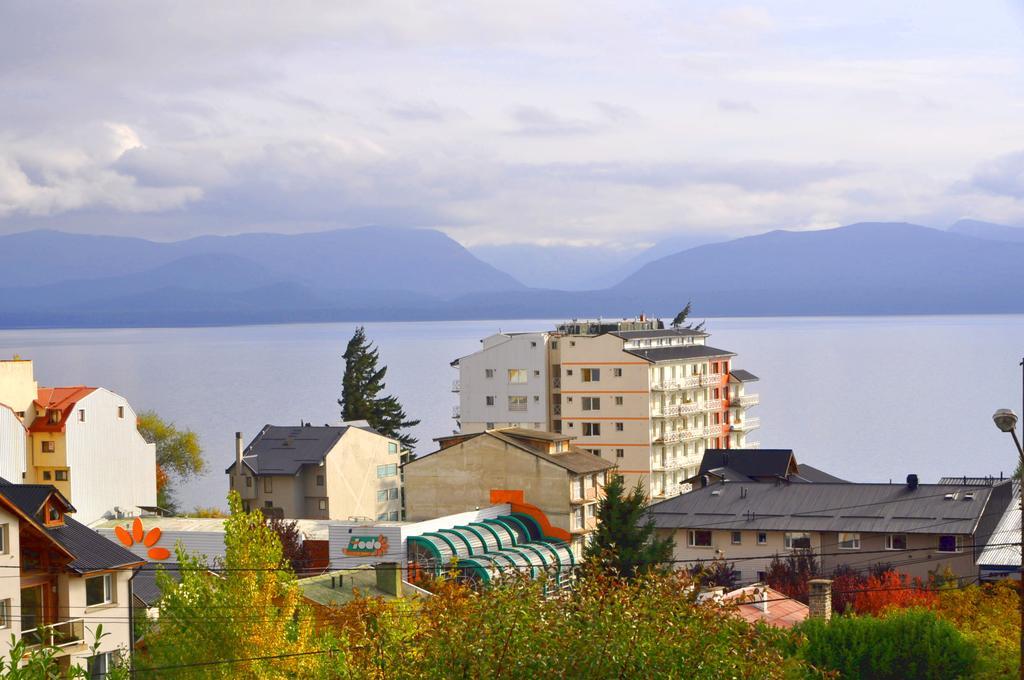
[570,487,599,504]
[730,417,761,432]
[651,373,723,391]
[653,423,725,444]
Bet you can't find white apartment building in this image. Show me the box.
[452,318,760,501]
[0,359,157,524]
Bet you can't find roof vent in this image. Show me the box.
[963,492,975,501]
[944,492,956,501]
[906,474,918,490]
[710,489,721,496]
[700,475,709,488]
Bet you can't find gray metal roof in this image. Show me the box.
[977,481,1020,567]
[650,481,995,536]
[225,425,352,475]
[937,476,1009,487]
[625,345,736,363]
[611,328,707,339]
[729,369,760,383]
[793,465,849,484]
[132,566,181,608]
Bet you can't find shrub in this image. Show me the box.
[936,581,1019,679]
[852,571,937,615]
[795,608,977,679]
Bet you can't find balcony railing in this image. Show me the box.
[571,487,598,504]
[553,404,561,416]
[552,376,561,389]
[730,417,761,432]
[706,424,724,437]
[651,375,701,391]
[731,393,759,407]
[700,373,724,386]
[451,380,460,393]
[22,619,85,649]
[654,429,703,444]
[571,517,598,533]
[704,399,723,411]
[744,440,761,449]
[451,405,460,420]
[652,401,703,418]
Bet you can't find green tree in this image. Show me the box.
[141,492,345,677]
[584,474,675,578]
[137,411,205,513]
[670,300,705,331]
[339,326,421,450]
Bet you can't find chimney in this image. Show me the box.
[906,474,919,490]
[700,475,709,488]
[808,579,833,621]
[758,587,769,613]
[235,432,243,471]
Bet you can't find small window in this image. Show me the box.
[566,369,573,376]
[42,471,52,481]
[485,369,495,378]
[0,524,7,554]
[615,396,624,406]
[838,533,860,550]
[264,500,273,508]
[0,598,9,629]
[263,478,273,493]
[938,535,963,553]
[551,341,558,349]
[377,464,398,478]
[582,422,601,436]
[688,530,712,547]
[613,368,623,377]
[316,474,324,487]
[615,422,624,432]
[730,531,742,545]
[885,534,907,551]
[318,499,327,511]
[85,574,113,607]
[530,341,537,348]
[388,442,398,454]
[534,370,540,376]
[88,652,113,677]
[582,397,600,411]
[486,422,495,429]
[48,505,61,523]
[507,369,528,384]
[55,470,68,482]
[117,406,125,419]
[616,448,625,458]
[377,489,388,502]
[389,487,399,500]
[377,512,388,520]
[78,409,86,422]
[581,368,601,382]
[587,448,601,456]
[389,511,400,521]
[508,396,528,411]
[47,410,60,425]
[245,477,252,488]
[486,396,495,406]
[41,441,55,453]
[784,532,811,550]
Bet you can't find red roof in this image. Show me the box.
[30,387,96,433]
[724,586,809,629]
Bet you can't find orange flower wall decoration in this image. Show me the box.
[115,517,171,560]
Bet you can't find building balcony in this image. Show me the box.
[451,380,460,393]
[706,424,724,437]
[553,403,561,416]
[651,459,685,472]
[704,399,723,411]
[571,517,598,534]
[652,401,702,418]
[22,618,85,649]
[552,376,561,389]
[654,429,702,444]
[651,376,701,391]
[744,440,761,449]
[730,417,761,432]
[452,405,460,420]
[731,394,760,407]
[571,487,598,504]
[700,373,724,386]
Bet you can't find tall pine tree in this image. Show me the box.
[584,474,675,578]
[339,326,421,450]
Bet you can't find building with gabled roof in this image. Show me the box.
[683,449,847,489]
[0,477,143,673]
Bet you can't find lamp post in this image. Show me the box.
[992,356,1024,680]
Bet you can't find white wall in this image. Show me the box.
[0,406,27,483]
[458,333,549,431]
[0,507,22,658]
[65,389,156,524]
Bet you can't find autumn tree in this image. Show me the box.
[852,570,938,615]
[137,411,205,512]
[584,475,674,578]
[764,550,819,603]
[339,326,420,451]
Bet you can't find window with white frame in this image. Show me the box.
[85,573,113,607]
[581,368,601,382]
[582,397,600,411]
[88,651,114,678]
[582,422,601,436]
[574,507,585,529]
[0,524,7,555]
[783,532,811,550]
[730,531,742,545]
[507,369,527,384]
[885,534,907,551]
[508,396,528,411]
[376,464,398,478]
[688,530,712,547]
[757,532,767,545]
[938,535,963,553]
[0,599,8,628]
[837,533,860,550]
[389,511,399,521]
[318,499,327,511]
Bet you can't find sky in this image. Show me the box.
[2,2,1024,250]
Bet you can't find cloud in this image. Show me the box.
[968,150,1024,198]
[508,106,596,136]
[717,98,758,113]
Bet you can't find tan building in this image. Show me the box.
[453,318,760,501]
[649,477,1008,584]
[226,423,404,521]
[402,428,616,557]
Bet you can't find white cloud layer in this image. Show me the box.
[2,1,1024,244]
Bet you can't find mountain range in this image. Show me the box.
[0,220,1022,327]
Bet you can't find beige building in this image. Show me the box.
[0,480,142,674]
[403,428,616,557]
[226,423,404,521]
[453,318,760,501]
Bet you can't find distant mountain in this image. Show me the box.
[949,219,1024,243]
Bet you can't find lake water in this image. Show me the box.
[1,315,1022,511]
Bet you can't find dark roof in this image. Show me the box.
[611,329,707,339]
[132,566,182,608]
[225,425,350,475]
[698,450,797,481]
[650,482,995,535]
[0,479,142,574]
[794,465,849,484]
[729,369,760,383]
[625,345,736,363]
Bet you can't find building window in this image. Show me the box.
[688,530,712,547]
[566,369,573,376]
[42,471,52,481]
[0,524,7,554]
[389,487,399,500]
[47,410,60,425]
[615,422,624,432]
[245,477,252,488]
[0,599,8,628]
[582,397,600,411]
[938,535,963,553]
[838,533,860,550]
[574,507,585,529]
[508,396,528,411]
[78,409,86,422]
[88,652,114,677]
[117,406,125,419]
[885,534,907,551]
[85,574,113,607]
[388,442,398,454]
[613,368,622,377]
[389,511,400,521]
[377,489,388,502]
[756,531,767,545]
[582,422,601,436]
[581,368,601,382]
[485,396,495,406]
[377,512,388,520]
[784,532,811,550]
[264,478,273,493]
[507,369,527,384]
[486,422,495,429]
[730,531,742,545]
[377,464,398,478]
[318,499,327,511]
[316,474,324,486]
[615,396,624,406]
[585,448,601,456]
[265,501,274,508]
[551,340,558,349]
[616,448,625,458]
[41,441,55,453]
[485,369,495,378]
[55,470,67,482]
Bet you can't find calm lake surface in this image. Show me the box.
[1,315,1022,511]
